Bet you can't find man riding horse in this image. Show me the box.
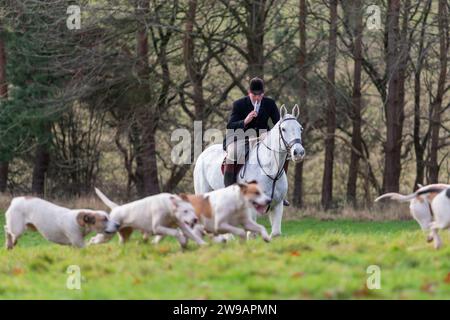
[222,77,290,206]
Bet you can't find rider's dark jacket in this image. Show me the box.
[223,96,280,150]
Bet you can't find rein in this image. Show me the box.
[255,117,302,213]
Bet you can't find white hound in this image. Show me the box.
[154,181,272,244]
[375,183,450,248]
[89,189,206,248]
[429,188,450,249]
[4,196,119,249]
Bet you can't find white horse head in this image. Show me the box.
[278,104,305,162]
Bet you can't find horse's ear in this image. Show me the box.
[292,104,300,119]
[280,104,287,118]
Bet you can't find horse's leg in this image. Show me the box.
[246,208,259,240]
[270,202,283,238]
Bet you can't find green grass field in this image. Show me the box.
[1,212,450,299]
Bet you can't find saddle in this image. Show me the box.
[220,139,251,177]
[220,158,244,176]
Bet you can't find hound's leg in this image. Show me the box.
[118,227,133,244]
[245,208,259,240]
[243,219,271,242]
[4,222,25,250]
[88,233,114,245]
[154,226,187,248]
[178,223,207,246]
[429,222,442,249]
[142,232,150,243]
[217,222,247,241]
[433,230,442,250]
[4,226,15,250]
[151,235,165,244]
[69,234,86,248]
[269,202,283,238]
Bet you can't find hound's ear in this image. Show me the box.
[246,180,258,185]
[169,195,179,208]
[77,211,96,227]
[237,182,248,193]
[179,193,189,201]
[292,104,300,119]
[280,104,287,118]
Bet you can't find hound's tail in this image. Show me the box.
[94,187,119,209]
[375,192,417,203]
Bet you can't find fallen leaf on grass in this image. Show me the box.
[420,282,435,294]
[444,273,450,284]
[290,251,301,257]
[12,267,24,276]
[352,286,370,298]
[291,272,304,278]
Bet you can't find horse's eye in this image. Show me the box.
[281,128,286,132]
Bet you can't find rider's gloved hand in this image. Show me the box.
[244,110,258,126]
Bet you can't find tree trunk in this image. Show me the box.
[382,0,403,193]
[293,0,307,208]
[0,162,8,192]
[134,0,160,197]
[0,27,9,192]
[184,0,206,121]
[321,0,337,210]
[31,140,50,196]
[346,0,363,207]
[245,0,266,78]
[428,0,448,183]
[413,0,431,190]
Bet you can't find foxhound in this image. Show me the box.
[375,184,450,247]
[153,181,272,244]
[89,189,206,248]
[4,196,119,249]
[428,188,450,249]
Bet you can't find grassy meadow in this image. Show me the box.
[2,210,450,300]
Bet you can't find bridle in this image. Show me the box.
[259,117,303,154]
[278,117,303,153]
[253,117,303,213]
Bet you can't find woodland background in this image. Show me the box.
[0,0,448,210]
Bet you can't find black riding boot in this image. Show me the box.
[283,160,290,206]
[224,163,237,187]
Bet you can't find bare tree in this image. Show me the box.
[31,126,51,196]
[321,0,338,210]
[345,0,363,207]
[413,0,431,190]
[293,0,307,208]
[382,0,407,193]
[0,25,8,192]
[245,0,267,78]
[133,0,160,196]
[428,0,448,183]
